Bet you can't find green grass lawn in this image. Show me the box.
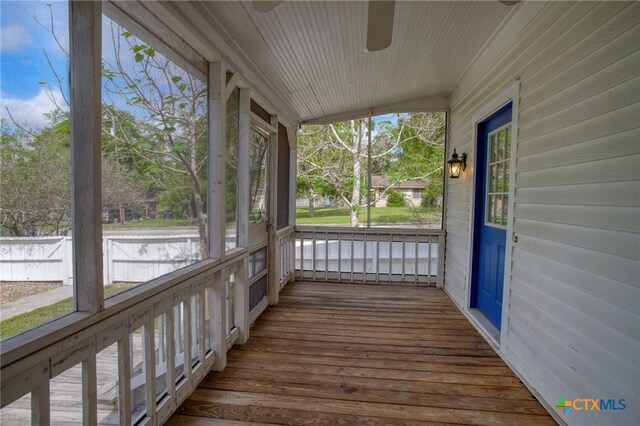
[295,206,441,225]
[0,283,134,340]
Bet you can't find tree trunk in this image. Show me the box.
[308,189,315,217]
[192,183,208,260]
[119,204,125,225]
[350,120,361,227]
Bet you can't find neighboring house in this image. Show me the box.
[371,176,427,207]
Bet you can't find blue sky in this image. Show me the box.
[1,1,70,129]
[1,1,390,132]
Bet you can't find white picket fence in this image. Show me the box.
[0,235,202,285]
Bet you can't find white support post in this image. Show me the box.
[267,115,279,305]
[234,257,250,344]
[70,0,103,312]
[211,270,227,371]
[437,234,445,288]
[287,127,297,228]
[237,88,251,249]
[208,61,227,260]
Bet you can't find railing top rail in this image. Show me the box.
[276,225,295,237]
[0,236,72,242]
[294,225,446,236]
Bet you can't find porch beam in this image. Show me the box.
[226,73,241,100]
[302,94,449,125]
[208,60,227,259]
[70,0,103,313]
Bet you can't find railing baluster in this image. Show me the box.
[165,307,176,406]
[325,232,329,281]
[144,320,156,419]
[363,232,367,281]
[388,234,392,282]
[312,232,317,281]
[401,234,406,284]
[350,233,354,282]
[183,298,192,384]
[337,232,342,281]
[198,290,206,366]
[415,235,419,285]
[118,333,132,426]
[375,233,380,284]
[32,368,50,426]
[428,235,432,284]
[82,346,97,426]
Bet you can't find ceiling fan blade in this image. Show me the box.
[252,1,283,13]
[366,0,395,52]
[498,1,520,5]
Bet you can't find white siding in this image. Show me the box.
[444,2,640,425]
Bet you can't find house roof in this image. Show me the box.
[149,2,544,125]
[371,176,427,189]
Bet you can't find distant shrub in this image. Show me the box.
[421,173,443,207]
[386,190,406,207]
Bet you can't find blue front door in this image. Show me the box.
[472,103,512,329]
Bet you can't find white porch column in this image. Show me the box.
[70,0,103,312]
[267,115,279,305]
[208,61,227,260]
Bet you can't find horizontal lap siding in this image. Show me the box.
[444,2,640,425]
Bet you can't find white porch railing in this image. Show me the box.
[0,240,299,425]
[295,226,446,286]
[276,226,295,290]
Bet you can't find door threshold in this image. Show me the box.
[468,308,500,346]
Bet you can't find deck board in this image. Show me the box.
[169,281,555,425]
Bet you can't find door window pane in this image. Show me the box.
[485,126,511,227]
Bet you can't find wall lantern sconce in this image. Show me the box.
[447,148,467,178]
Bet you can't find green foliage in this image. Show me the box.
[421,170,443,207]
[0,117,72,237]
[386,190,406,207]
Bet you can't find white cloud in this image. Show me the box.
[1,24,33,53]
[1,88,67,129]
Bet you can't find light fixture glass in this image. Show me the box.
[447,148,467,178]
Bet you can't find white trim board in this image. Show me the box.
[465,81,520,353]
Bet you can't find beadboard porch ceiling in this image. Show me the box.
[196,0,533,123]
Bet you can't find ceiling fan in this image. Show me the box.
[251,0,519,52]
[251,0,396,52]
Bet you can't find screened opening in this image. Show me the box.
[296,113,445,228]
[0,0,73,341]
[100,10,208,296]
[277,123,291,229]
[249,129,268,224]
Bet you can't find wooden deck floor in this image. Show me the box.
[168,281,555,425]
